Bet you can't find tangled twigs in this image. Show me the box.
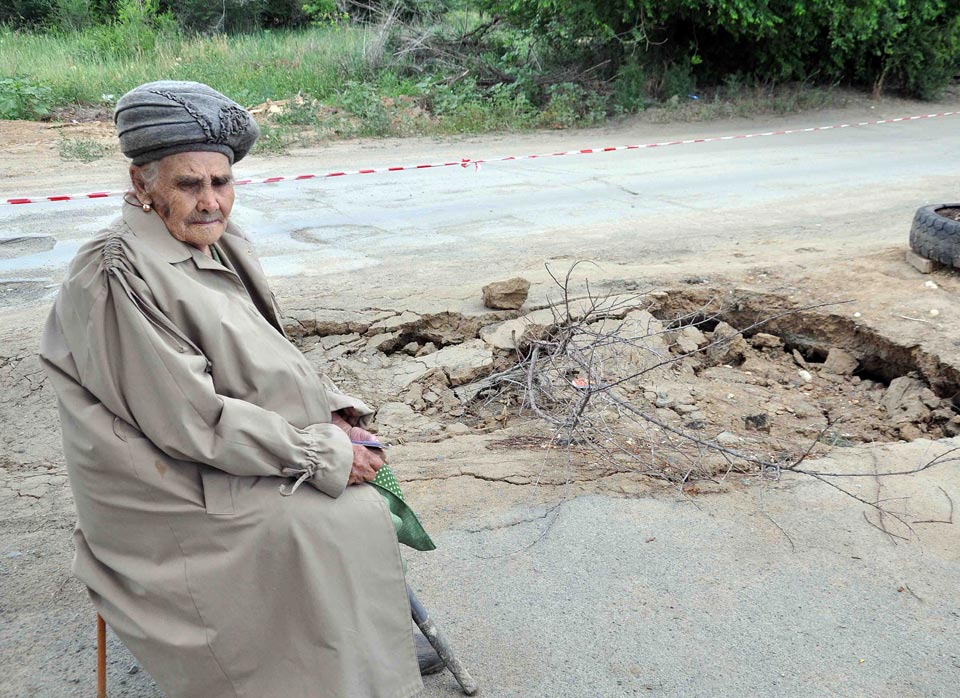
[469,262,956,533]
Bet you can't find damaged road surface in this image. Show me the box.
[3,101,960,697]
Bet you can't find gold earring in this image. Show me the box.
[142,202,151,212]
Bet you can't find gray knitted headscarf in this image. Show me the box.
[114,81,259,165]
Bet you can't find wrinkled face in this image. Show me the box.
[132,151,235,250]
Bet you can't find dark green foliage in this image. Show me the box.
[483,0,960,98]
[0,0,51,27]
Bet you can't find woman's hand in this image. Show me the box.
[347,442,384,485]
[345,425,386,485]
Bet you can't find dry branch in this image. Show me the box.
[461,261,956,534]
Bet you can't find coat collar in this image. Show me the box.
[122,203,242,272]
[123,204,194,263]
[121,203,284,333]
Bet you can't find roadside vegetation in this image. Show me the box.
[1,0,958,155]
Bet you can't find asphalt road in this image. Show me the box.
[2,102,960,309]
[3,103,960,698]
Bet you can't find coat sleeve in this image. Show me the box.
[72,251,353,498]
[317,374,375,427]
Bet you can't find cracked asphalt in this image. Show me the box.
[3,98,960,697]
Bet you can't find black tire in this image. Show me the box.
[909,204,960,267]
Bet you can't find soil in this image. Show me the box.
[937,207,960,222]
[3,97,960,697]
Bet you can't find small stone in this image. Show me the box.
[402,342,420,355]
[675,403,699,415]
[415,342,437,357]
[899,424,923,441]
[366,332,400,352]
[792,349,808,368]
[675,326,707,353]
[705,322,749,365]
[715,431,740,446]
[482,277,531,310]
[743,413,771,432]
[821,348,858,376]
[920,388,940,409]
[798,369,813,383]
[930,308,941,317]
[925,280,939,289]
[127,665,140,675]
[445,423,470,435]
[881,376,933,423]
[750,332,783,349]
[853,312,862,319]
[654,393,675,409]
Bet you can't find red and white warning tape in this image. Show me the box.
[3,111,957,206]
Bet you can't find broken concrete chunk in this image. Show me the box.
[482,277,531,310]
[750,332,783,349]
[920,389,941,410]
[479,308,556,350]
[705,321,750,365]
[415,339,494,386]
[880,376,933,424]
[366,332,401,352]
[820,348,858,376]
[368,310,422,333]
[675,325,707,354]
[374,402,441,435]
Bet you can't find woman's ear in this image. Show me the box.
[129,165,149,201]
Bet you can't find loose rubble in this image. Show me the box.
[481,277,530,310]
[271,288,960,460]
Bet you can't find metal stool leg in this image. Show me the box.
[97,613,107,698]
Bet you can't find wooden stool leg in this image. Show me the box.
[97,613,107,698]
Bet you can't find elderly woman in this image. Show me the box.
[39,81,434,698]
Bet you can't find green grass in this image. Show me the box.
[0,22,866,149]
[0,25,381,108]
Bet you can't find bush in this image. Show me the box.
[540,82,606,128]
[482,0,960,99]
[0,0,51,27]
[612,57,648,113]
[336,80,391,135]
[0,76,53,119]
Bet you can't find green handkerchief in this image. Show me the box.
[370,466,436,552]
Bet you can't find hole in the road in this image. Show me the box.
[293,285,960,449]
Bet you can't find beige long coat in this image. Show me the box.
[40,205,422,698]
